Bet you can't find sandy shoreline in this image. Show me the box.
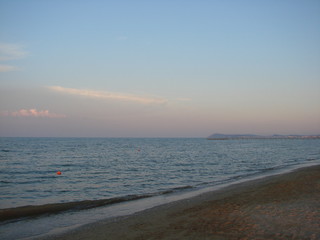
[46,165,320,240]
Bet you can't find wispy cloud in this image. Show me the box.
[48,86,168,105]
[0,43,28,72]
[0,64,18,72]
[0,43,28,61]
[1,109,66,118]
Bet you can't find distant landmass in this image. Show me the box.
[207,133,320,140]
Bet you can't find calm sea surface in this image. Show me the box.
[0,138,320,239]
[1,138,320,209]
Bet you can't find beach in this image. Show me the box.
[45,165,320,240]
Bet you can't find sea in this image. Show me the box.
[0,137,320,239]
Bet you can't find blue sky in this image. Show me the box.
[0,0,319,137]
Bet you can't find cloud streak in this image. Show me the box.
[0,43,28,61]
[48,86,168,105]
[1,109,66,118]
[0,43,28,72]
[0,64,18,72]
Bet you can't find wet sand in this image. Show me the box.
[47,165,320,240]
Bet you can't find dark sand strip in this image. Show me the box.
[47,165,320,240]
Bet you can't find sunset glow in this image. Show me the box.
[0,1,319,137]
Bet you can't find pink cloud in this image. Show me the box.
[48,86,168,105]
[1,109,66,118]
[0,64,18,72]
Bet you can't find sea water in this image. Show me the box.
[0,138,319,239]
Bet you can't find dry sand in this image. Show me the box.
[47,165,320,240]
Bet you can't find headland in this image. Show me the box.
[207,133,320,140]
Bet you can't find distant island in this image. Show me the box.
[207,133,320,140]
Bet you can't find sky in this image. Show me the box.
[0,0,319,137]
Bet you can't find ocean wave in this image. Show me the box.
[0,195,149,222]
[0,185,193,222]
[159,185,193,194]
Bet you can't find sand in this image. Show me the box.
[46,165,320,240]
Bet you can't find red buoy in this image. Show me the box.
[56,171,62,175]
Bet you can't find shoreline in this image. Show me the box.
[44,164,320,240]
